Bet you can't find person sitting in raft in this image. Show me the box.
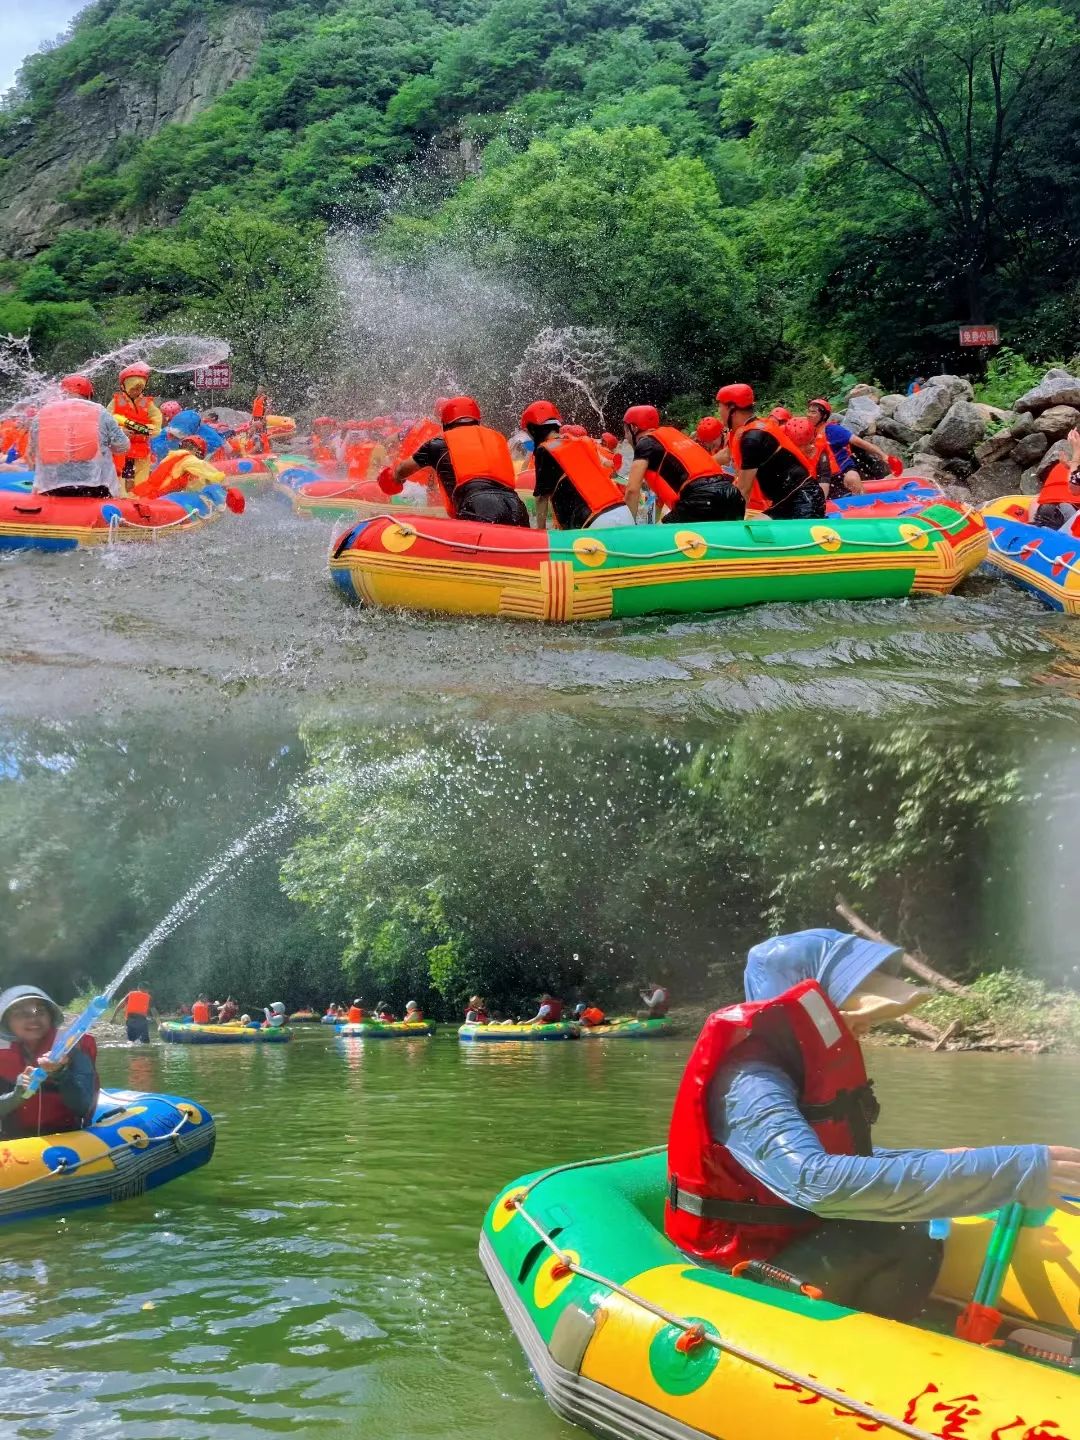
[263,1002,287,1028]
[717,383,824,520]
[1033,426,1080,530]
[373,1002,397,1022]
[522,401,634,531]
[404,1001,424,1023]
[639,980,670,1019]
[191,995,212,1025]
[377,395,530,527]
[109,987,157,1044]
[525,994,565,1025]
[217,996,238,1024]
[465,996,489,1025]
[807,399,891,496]
[346,998,366,1024]
[574,1001,608,1027]
[0,987,99,1139]
[134,433,226,499]
[29,374,129,499]
[622,404,744,524]
[665,928,1080,1322]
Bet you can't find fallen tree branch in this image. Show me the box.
[836,895,972,997]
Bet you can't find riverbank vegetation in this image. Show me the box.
[1,0,1078,407]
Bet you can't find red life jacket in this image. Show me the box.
[646,986,670,1016]
[665,979,877,1268]
[252,395,268,420]
[812,426,841,477]
[346,1006,365,1023]
[539,434,625,525]
[111,392,157,460]
[135,451,190,499]
[439,424,517,515]
[398,418,441,461]
[125,990,151,1018]
[0,1031,98,1137]
[191,1001,211,1025]
[465,1008,489,1024]
[580,1006,606,1027]
[643,426,723,509]
[728,417,814,511]
[36,399,101,465]
[540,999,564,1022]
[1039,462,1080,507]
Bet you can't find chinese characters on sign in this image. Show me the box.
[193,363,233,390]
[958,325,1000,347]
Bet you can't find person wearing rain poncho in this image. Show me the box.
[263,1002,288,1029]
[0,986,99,1138]
[665,929,1080,1320]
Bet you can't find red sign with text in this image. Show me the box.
[958,325,999,347]
[193,363,233,390]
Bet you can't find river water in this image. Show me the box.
[2,488,1080,1437]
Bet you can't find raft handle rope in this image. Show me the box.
[106,507,204,540]
[503,1145,940,1440]
[349,504,978,564]
[987,524,1080,579]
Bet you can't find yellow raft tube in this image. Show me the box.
[481,1148,1079,1440]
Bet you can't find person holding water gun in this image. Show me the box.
[0,987,99,1139]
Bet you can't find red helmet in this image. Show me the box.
[182,433,209,457]
[784,416,816,447]
[118,363,151,385]
[60,374,94,399]
[623,404,660,431]
[808,397,832,418]
[695,416,724,444]
[770,406,793,422]
[601,431,618,448]
[441,395,481,426]
[160,400,182,420]
[715,383,755,409]
[521,400,561,430]
[563,423,588,438]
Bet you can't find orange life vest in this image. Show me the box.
[1039,461,1080,507]
[580,1006,606,1027]
[539,434,625,525]
[135,451,191,499]
[347,1006,365,1023]
[345,440,378,482]
[642,426,723,509]
[252,395,268,420]
[665,979,877,1268]
[192,1001,211,1025]
[440,424,516,515]
[728,417,814,510]
[36,399,101,465]
[812,426,841,477]
[111,392,157,460]
[125,990,151,1018]
[398,418,441,461]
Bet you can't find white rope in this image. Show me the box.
[986,523,1080,579]
[504,1149,939,1440]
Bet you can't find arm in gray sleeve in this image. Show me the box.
[0,1083,29,1118]
[710,1058,1052,1221]
[50,1049,98,1121]
[101,410,130,455]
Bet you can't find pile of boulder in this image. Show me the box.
[837,367,1080,504]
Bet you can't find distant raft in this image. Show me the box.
[160,1022,291,1045]
[577,1017,674,1039]
[459,1022,580,1043]
[329,503,988,623]
[0,1089,214,1224]
[0,485,232,553]
[981,495,1080,614]
[827,478,944,518]
[277,463,446,520]
[288,1010,321,1023]
[335,1020,436,1038]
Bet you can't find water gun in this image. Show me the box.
[20,993,111,1098]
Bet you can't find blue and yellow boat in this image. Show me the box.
[982,495,1080,614]
[160,1022,291,1045]
[459,1022,579,1043]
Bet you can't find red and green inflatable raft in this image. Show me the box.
[328,503,988,623]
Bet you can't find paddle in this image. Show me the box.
[955,1200,1026,1343]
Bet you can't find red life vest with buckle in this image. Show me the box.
[36,399,101,465]
[111,392,157,460]
[441,424,516,514]
[539,434,625,525]
[0,1031,98,1137]
[1039,462,1080,507]
[728,417,814,511]
[665,979,877,1268]
[643,426,724,509]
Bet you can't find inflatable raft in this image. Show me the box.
[0,485,231,553]
[0,1089,215,1224]
[482,1148,1078,1440]
[981,495,1080,615]
[288,1009,321,1023]
[828,479,944,518]
[159,1021,291,1044]
[335,1019,436,1038]
[329,503,987,622]
[578,1017,674,1039]
[459,1022,579,1043]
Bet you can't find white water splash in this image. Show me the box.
[512,326,639,427]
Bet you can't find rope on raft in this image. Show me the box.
[346,503,978,564]
[986,525,1080,579]
[504,1145,941,1440]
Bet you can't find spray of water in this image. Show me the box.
[0,333,230,416]
[512,325,641,427]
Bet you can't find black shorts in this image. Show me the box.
[662,478,745,524]
[765,483,826,521]
[455,482,531,528]
[44,485,112,499]
[126,1015,151,1043]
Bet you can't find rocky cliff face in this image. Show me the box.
[0,7,266,258]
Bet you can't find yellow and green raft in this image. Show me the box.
[329,503,988,622]
[578,1017,674,1039]
[481,1148,1078,1440]
[459,1021,579,1043]
[335,1020,436,1038]
[160,1022,291,1045]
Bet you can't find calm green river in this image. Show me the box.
[0,1031,1077,1439]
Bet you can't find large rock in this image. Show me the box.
[973,432,1017,465]
[847,383,881,401]
[878,394,905,418]
[1011,431,1049,467]
[926,374,974,402]
[1020,468,1042,496]
[895,385,954,434]
[1032,405,1080,441]
[905,453,953,485]
[927,401,987,458]
[969,459,1023,503]
[1035,438,1072,483]
[1014,368,1080,414]
[875,416,917,446]
[1009,412,1036,440]
[841,393,883,436]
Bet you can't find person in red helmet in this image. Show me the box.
[623,404,744,524]
[29,374,129,498]
[522,401,633,531]
[108,362,162,491]
[378,396,529,526]
[770,406,793,423]
[717,383,823,520]
[807,399,890,497]
[694,416,726,455]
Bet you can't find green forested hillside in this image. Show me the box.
[1,0,1077,406]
